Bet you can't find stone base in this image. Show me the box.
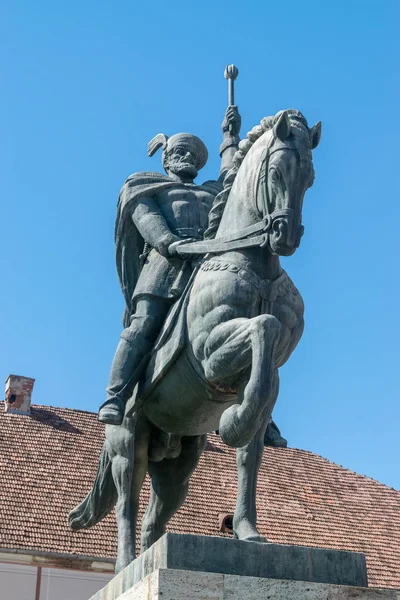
[89,534,391,600]
[103,569,396,600]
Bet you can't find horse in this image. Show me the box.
[68,109,321,573]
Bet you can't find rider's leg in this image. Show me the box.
[233,372,279,542]
[99,296,171,425]
[140,434,207,553]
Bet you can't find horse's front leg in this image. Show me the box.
[203,314,280,448]
[234,372,279,542]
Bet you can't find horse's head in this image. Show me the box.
[207,110,321,251]
[256,109,321,256]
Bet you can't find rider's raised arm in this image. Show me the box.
[218,105,241,182]
[132,196,179,257]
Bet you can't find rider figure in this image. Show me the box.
[98,106,242,425]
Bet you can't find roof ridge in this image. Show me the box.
[30,403,97,416]
[0,400,97,416]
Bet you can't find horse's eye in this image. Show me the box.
[271,170,281,184]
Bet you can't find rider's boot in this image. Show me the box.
[98,328,152,425]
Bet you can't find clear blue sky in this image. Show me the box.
[1,0,399,489]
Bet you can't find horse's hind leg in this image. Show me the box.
[140,434,207,553]
[111,414,151,573]
[234,372,279,542]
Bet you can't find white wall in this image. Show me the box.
[0,562,37,600]
[0,562,113,600]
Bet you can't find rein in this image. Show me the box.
[177,140,298,257]
[176,209,293,255]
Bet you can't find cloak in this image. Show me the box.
[115,172,222,327]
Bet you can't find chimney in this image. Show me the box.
[5,375,35,415]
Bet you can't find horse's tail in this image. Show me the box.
[68,443,117,530]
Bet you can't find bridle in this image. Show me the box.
[177,134,303,256]
[256,142,302,249]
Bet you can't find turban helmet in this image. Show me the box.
[148,133,208,172]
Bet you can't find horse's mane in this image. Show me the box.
[205,109,310,240]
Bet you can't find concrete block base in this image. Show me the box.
[88,534,393,600]
[94,568,396,600]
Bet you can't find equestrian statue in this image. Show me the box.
[69,65,321,573]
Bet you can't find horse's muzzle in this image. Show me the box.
[269,217,304,256]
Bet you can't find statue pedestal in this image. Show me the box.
[88,534,395,600]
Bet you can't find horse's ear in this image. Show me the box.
[273,111,291,141]
[309,121,322,149]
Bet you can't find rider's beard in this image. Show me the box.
[169,160,198,179]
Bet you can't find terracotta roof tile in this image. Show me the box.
[0,402,398,589]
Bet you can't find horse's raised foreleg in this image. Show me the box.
[140,434,207,553]
[109,414,151,573]
[203,314,280,448]
[234,372,279,542]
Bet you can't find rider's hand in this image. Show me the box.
[157,233,181,257]
[222,105,241,136]
[168,238,197,258]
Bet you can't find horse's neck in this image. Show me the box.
[217,132,271,236]
[213,130,282,281]
[216,184,258,236]
[247,248,282,280]
[214,186,282,282]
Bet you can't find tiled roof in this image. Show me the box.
[0,402,398,589]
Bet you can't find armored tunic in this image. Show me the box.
[115,172,222,326]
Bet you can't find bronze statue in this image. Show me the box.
[69,67,321,573]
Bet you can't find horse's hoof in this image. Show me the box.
[241,534,268,543]
[233,520,268,544]
[115,555,135,574]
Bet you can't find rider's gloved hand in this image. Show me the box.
[222,105,241,136]
[157,233,181,257]
[168,238,197,258]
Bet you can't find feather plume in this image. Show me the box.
[147,133,169,157]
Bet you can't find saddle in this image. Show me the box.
[125,276,194,419]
